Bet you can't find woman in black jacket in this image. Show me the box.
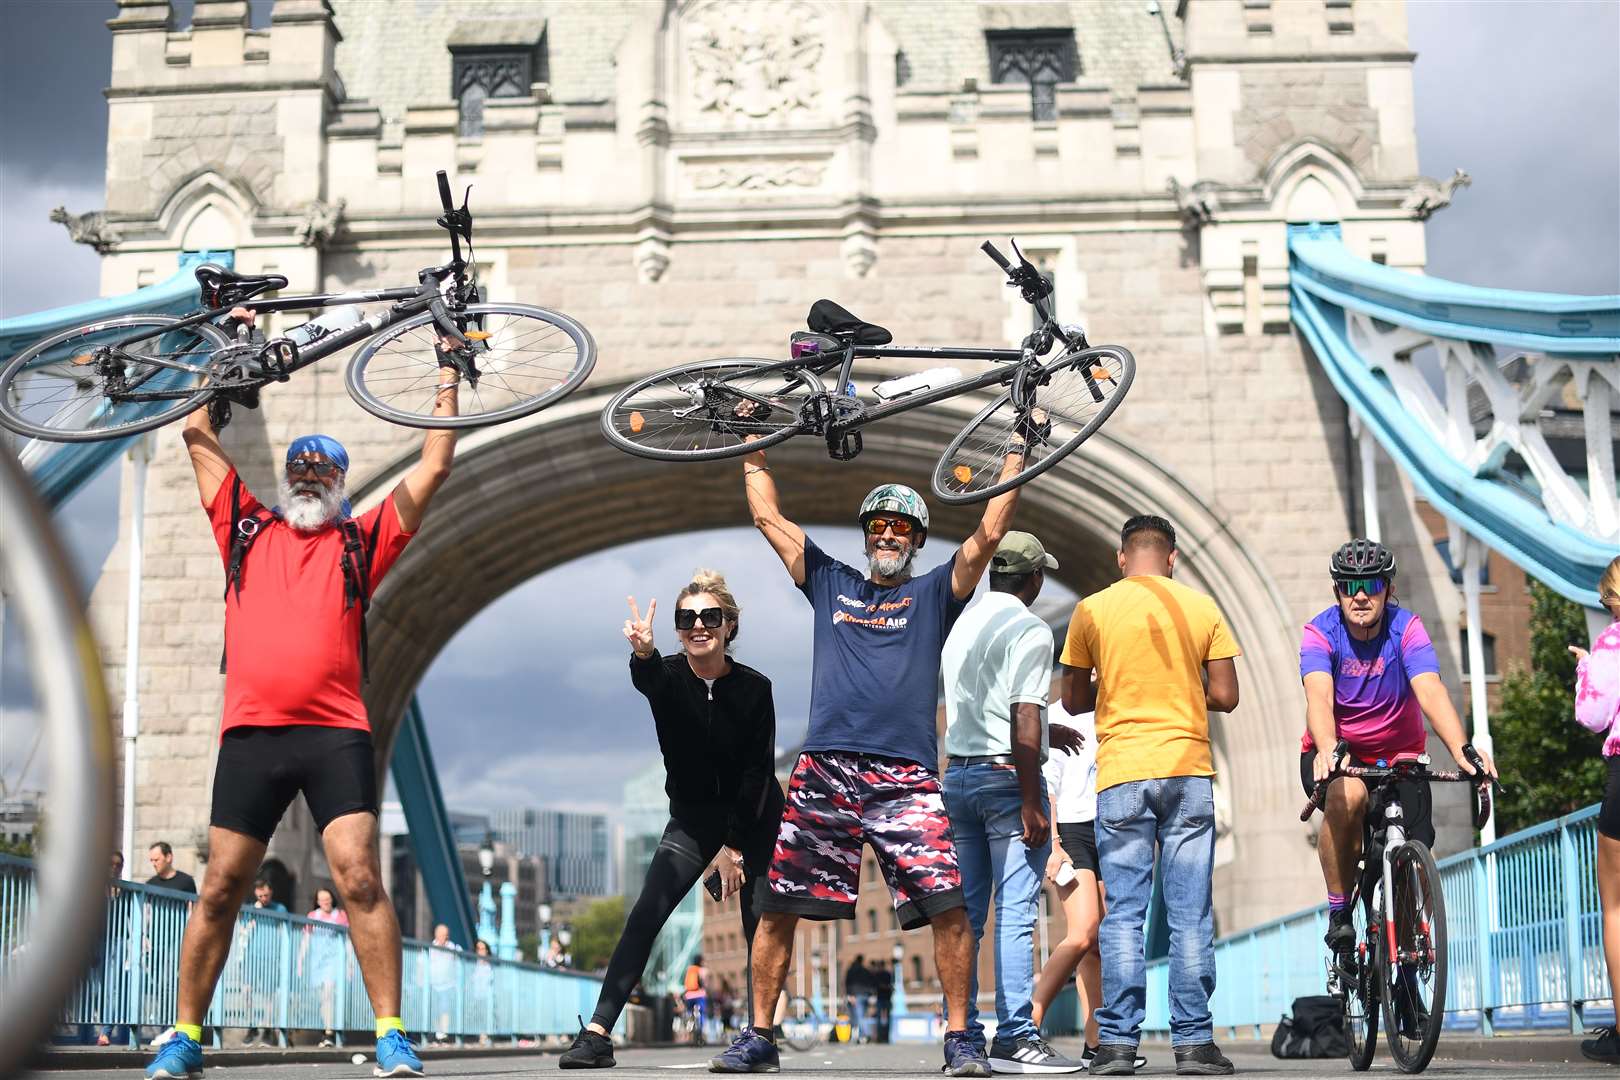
[561,570,784,1069]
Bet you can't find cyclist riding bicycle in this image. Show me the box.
[1300,539,1498,965]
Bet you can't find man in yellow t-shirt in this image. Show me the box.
[1058,515,1240,1077]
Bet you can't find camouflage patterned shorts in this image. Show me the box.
[764,751,963,930]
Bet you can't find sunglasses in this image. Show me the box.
[674,606,727,630]
[863,516,915,538]
[286,459,341,479]
[1334,576,1388,597]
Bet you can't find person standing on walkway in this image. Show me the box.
[143,321,459,1080]
[241,879,286,1048]
[941,531,1083,1074]
[1575,555,1620,1064]
[145,842,197,895]
[560,572,784,1069]
[710,438,1029,1078]
[1059,515,1240,1077]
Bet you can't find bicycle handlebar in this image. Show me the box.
[1300,757,1496,831]
[436,170,464,269]
[981,241,1013,271]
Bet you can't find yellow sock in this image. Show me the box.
[376,1016,406,1038]
[176,1023,204,1043]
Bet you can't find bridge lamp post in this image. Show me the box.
[538,901,553,959]
[476,834,498,948]
[891,942,907,1017]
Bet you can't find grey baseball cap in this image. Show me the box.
[992,531,1058,574]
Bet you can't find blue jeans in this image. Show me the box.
[943,762,1049,1048]
[1095,776,1217,1049]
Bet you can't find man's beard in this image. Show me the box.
[277,475,346,532]
[867,540,916,580]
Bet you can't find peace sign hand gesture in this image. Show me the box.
[625,596,657,659]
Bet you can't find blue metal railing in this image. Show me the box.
[1144,804,1611,1036]
[0,854,602,1045]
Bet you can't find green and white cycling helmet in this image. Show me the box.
[859,483,929,547]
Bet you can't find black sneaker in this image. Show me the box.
[988,1036,1084,1074]
[710,1029,780,1074]
[560,1025,616,1069]
[1087,1044,1139,1076]
[1082,1044,1147,1070]
[1324,908,1355,955]
[943,1030,992,1077]
[1582,1026,1620,1064]
[1173,1043,1234,1075]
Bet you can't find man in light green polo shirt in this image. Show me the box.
[941,532,1083,1074]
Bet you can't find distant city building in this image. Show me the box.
[0,791,43,850]
[621,760,700,995]
[490,807,613,898]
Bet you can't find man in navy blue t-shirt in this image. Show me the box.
[708,440,1026,1078]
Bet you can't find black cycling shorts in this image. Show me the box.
[1298,750,1434,849]
[1601,756,1620,842]
[1057,820,1099,875]
[211,725,379,844]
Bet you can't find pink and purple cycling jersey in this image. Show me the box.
[1299,605,1440,761]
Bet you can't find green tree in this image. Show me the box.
[1490,579,1604,834]
[567,896,627,973]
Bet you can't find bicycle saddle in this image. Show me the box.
[194,264,289,308]
[807,299,892,346]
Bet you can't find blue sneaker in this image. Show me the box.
[374,1030,425,1078]
[944,1030,992,1077]
[145,1033,204,1079]
[709,1028,780,1073]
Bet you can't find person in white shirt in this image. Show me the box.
[941,532,1083,1074]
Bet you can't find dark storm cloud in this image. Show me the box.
[1409,1,1620,295]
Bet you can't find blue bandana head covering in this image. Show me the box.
[286,434,349,473]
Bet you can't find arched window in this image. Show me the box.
[985,30,1079,122]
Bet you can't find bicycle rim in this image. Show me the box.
[780,995,820,1052]
[0,315,223,443]
[600,358,822,462]
[346,303,597,429]
[1380,842,1447,1072]
[1347,896,1379,1070]
[931,344,1134,505]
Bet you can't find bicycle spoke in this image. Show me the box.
[605,361,818,459]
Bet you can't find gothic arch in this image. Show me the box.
[345,383,1314,917]
[153,170,261,251]
[1260,140,1364,222]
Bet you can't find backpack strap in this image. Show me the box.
[339,509,386,684]
[220,475,275,675]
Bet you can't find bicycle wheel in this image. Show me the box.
[0,315,225,442]
[779,995,823,1052]
[0,446,115,1074]
[1379,841,1447,1073]
[1346,896,1380,1071]
[600,358,823,461]
[346,303,596,429]
[931,344,1134,505]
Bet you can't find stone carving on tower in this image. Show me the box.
[49,206,121,253]
[685,0,825,125]
[1402,168,1472,221]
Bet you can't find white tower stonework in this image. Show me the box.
[86,0,1464,928]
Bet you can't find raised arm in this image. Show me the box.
[182,403,234,506]
[951,447,1025,600]
[742,444,807,585]
[390,362,459,533]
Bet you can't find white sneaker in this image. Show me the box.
[989,1037,1086,1074]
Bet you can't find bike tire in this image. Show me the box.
[1380,841,1447,1073]
[930,344,1135,505]
[0,446,115,1074]
[346,303,597,429]
[779,995,822,1053]
[1347,896,1380,1071]
[600,358,823,462]
[0,314,225,443]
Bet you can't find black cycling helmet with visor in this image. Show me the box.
[1331,537,1395,597]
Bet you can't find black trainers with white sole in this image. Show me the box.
[988,1036,1085,1074]
[1081,1045,1147,1071]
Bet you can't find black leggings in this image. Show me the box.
[590,812,774,1031]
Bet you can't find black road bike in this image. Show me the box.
[1301,749,1494,1073]
[599,240,1134,505]
[0,172,596,442]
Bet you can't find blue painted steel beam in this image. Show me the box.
[4,251,232,509]
[1288,227,1618,609]
[391,695,479,949]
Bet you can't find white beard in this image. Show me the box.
[278,475,346,532]
[867,542,915,580]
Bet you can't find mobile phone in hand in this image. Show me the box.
[703,870,723,901]
[1053,861,1076,887]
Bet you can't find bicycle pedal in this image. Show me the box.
[829,430,863,460]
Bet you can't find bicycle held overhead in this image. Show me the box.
[0,170,596,443]
[601,238,1135,504]
[1301,747,1496,1075]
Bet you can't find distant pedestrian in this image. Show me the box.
[1575,555,1620,1065]
[427,924,461,1044]
[145,842,197,894]
[241,878,286,1047]
[303,888,350,1048]
[1060,515,1240,1076]
[844,954,874,1044]
[471,939,495,1046]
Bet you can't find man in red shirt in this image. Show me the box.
[145,325,458,1080]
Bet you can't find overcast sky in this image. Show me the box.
[2,1,1617,821]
